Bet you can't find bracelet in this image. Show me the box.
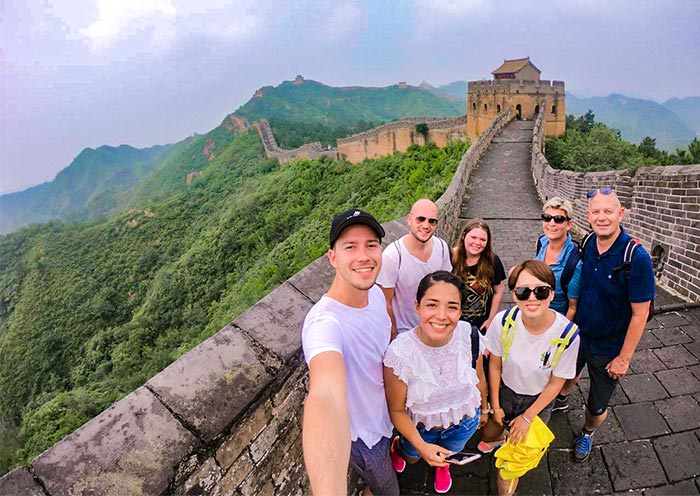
[521,414,532,424]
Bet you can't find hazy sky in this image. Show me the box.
[2,0,699,194]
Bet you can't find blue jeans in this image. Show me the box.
[399,411,481,458]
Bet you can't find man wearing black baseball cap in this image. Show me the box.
[302,209,398,495]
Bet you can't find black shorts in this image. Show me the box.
[576,345,618,416]
[499,384,554,424]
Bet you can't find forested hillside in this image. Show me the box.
[0,126,469,475]
[0,144,174,234]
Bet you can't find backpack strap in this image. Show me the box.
[580,231,595,253]
[535,233,546,256]
[393,239,402,271]
[549,321,579,369]
[560,240,581,296]
[470,324,480,368]
[500,307,520,364]
[622,238,640,275]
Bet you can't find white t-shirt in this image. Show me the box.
[485,309,580,396]
[376,235,452,334]
[302,285,393,448]
[384,321,484,429]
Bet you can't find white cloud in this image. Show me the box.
[316,2,363,41]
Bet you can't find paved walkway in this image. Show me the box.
[397,120,700,495]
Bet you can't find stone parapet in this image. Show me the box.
[531,107,700,302]
[253,119,339,164]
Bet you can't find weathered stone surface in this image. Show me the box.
[619,373,669,402]
[655,311,690,328]
[655,395,700,432]
[212,450,254,496]
[652,326,694,346]
[644,480,699,495]
[691,364,700,381]
[566,408,625,444]
[636,330,664,350]
[614,402,670,440]
[654,344,699,367]
[181,457,223,494]
[0,467,45,496]
[655,367,700,396]
[233,282,312,361]
[216,399,273,470]
[653,431,700,482]
[32,386,197,496]
[548,409,574,448]
[685,341,700,360]
[549,448,612,495]
[629,349,667,374]
[148,325,273,441]
[287,254,335,303]
[602,441,666,491]
[514,456,552,495]
[681,324,700,341]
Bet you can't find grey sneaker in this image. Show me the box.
[552,395,569,412]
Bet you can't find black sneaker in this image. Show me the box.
[552,395,569,412]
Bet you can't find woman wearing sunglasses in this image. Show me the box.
[452,219,506,333]
[479,260,580,496]
[535,197,581,321]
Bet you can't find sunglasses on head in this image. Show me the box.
[416,216,438,226]
[541,213,569,224]
[587,186,614,199]
[513,286,552,301]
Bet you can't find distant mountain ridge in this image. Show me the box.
[0,144,173,234]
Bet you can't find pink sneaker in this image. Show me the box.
[390,437,406,473]
[435,465,452,493]
[477,439,503,454]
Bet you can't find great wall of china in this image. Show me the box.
[3,105,700,495]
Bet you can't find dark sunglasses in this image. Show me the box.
[541,213,569,224]
[416,216,438,226]
[513,286,552,301]
[587,186,614,198]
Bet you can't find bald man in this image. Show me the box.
[377,199,452,339]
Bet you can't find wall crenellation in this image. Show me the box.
[531,107,700,302]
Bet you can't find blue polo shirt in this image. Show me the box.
[535,233,581,315]
[575,226,655,357]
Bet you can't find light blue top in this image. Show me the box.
[535,233,581,315]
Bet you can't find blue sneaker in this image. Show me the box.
[574,433,592,462]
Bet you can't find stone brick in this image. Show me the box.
[644,480,699,495]
[0,467,45,496]
[691,364,700,381]
[636,330,664,350]
[685,341,700,360]
[655,367,700,396]
[216,400,273,470]
[32,386,198,496]
[629,349,667,374]
[212,450,254,496]
[286,252,336,303]
[233,282,313,361]
[566,408,625,444]
[655,395,700,432]
[619,373,669,403]
[249,418,281,463]
[148,325,273,441]
[681,324,700,341]
[181,457,223,494]
[602,441,667,491]
[653,431,700,482]
[654,311,691,328]
[614,402,670,440]
[652,326,694,346]
[549,448,612,495]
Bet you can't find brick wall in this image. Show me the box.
[531,108,700,302]
[0,109,514,496]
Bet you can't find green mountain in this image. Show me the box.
[662,97,700,136]
[0,144,173,234]
[235,77,464,129]
[0,117,468,474]
[566,93,697,151]
[422,81,468,102]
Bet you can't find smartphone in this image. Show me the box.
[445,451,481,465]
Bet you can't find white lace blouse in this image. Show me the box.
[383,321,483,429]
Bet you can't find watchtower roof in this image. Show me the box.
[492,57,541,76]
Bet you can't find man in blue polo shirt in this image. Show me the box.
[566,187,655,462]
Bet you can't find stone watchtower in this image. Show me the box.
[467,57,566,138]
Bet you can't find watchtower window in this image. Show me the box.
[551,105,557,114]
[497,104,501,112]
[472,102,476,111]
[484,103,488,112]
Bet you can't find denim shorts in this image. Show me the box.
[350,436,399,496]
[499,384,554,424]
[399,410,481,458]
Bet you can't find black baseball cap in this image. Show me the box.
[329,209,385,248]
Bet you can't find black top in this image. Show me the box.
[458,254,506,330]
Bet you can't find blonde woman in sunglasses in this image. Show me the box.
[478,260,580,496]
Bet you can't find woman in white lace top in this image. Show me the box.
[384,271,488,494]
